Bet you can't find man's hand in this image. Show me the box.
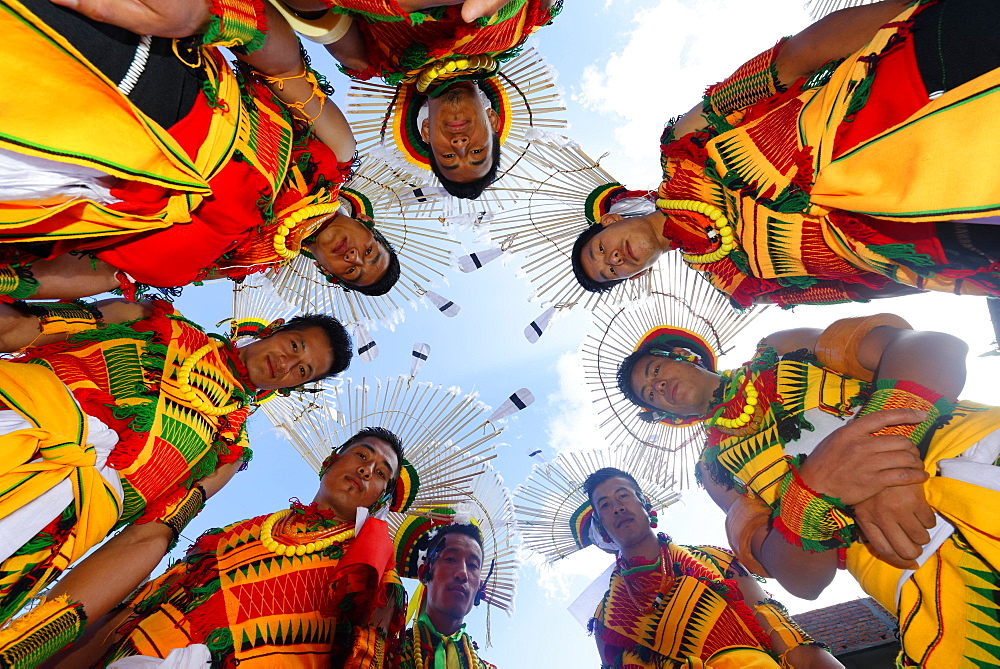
[50,0,212,37]
[853,483,935,569]
[798,408,929,505]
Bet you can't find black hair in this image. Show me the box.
[426,131,501,200]
[338,226,401,297]
[583,467,643,514]
[423,523,485,581]
[275,314,352,380]
[616,348,659,412]
[320,426,405,481]
[571,224,624,294]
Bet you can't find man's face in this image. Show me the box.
[424,533,484,621]
[628,354,720,416]
[315,439,399,519]
[307,213,390,288]
[420,82,500,183]
[591,477,651,549]
[239,326,333,390]
[579,213,664,284]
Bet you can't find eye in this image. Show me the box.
[345,267,356,276]
[598,244,604,253]
[299,365,306,378]
[600,501,609,510]
[648,389,654,401]
[468,561,480,571]
[291,341,298,352]
[358,452,367,460]
[443,153,456,159]
[365,246,372,256]
[654,365,660,376]
[472,149,483,154]
[609,267,617,276]
[377,468,387,480]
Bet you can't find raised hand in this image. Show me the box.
[797,408,929,505]
[50,0,212,37]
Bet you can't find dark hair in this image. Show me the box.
[339,227,400,297]
[423,523,485,580]
[616,348,659,412]
[571,224,624,294]
[425,131,501,200]
[276,314,352,380]
[328,426,405,479]
[583,467,642,513]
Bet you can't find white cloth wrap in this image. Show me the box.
[108,644,212,668]
[0,408,123,564]
[0,146,119,204]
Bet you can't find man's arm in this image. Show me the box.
[0,298,153,353]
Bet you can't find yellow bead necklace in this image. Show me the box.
[176,342,246,416]
[708,373,759,430]
[260,508,354,557]
[272,203,341,261]
[656,198,737,264]
[414,55,498,94]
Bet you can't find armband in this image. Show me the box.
[18,301,104,337]
[724,493,772,578]
[704,38,786,120]
[156,485,207,550]
[203,0,269,52]
[772,456,855,552]
[814,313,911,381]
[857,379,955,453]
[0,596,86,667]
[0,264,39,300]
[753,598,816,656]
[266,0,353,44]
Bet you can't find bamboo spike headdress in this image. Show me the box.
[264,155,460,329]
[472,135,664,340]
[394,463,518,646]
[581,273,764,489]
[260,374,532,524]
[513,443,680,563]
[347,48,566,191]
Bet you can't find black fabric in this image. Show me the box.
[21,0,203,129]
[912,0,1000,94]
[935,222,1000,265]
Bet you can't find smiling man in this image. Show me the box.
[35,428,407,667]
[584,467,836,669]
[397,518,496,668]
[0,297,352,664]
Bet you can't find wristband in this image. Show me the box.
[0,596,86,668]
[857,379,955,453]
[754,598,815,652]
[203,0,268,52]
[704,39,786,121]
[156,485,207,550]
[0,264,39,300]
[19,301,104,337]
[772,456,854,552]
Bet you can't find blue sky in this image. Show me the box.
[146,1,1000,665]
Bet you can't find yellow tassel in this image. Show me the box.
[405,582,425,626]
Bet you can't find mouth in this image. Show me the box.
[345,475,363,492]
[266,357,277,380]
[446,585,469,597]
[616,515,635,529]
[625,241,637,263]
[331,238,348,255]
[444,121,470,133]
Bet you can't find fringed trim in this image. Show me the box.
[203,0,268,52]
[0,596,87,668]
[772,456,855,552]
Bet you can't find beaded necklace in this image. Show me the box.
[411,614,478,669]
[656,198,737,264]
[702,368,767,437]
[413,55,499,94]
[259,507,354,557]
[177,340,250,416]
[273,202,340,260]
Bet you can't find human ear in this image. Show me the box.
[486,108,500,133]
[598,213,623,227]
[420,117,430,143]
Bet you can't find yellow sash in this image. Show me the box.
[0,361,121,565]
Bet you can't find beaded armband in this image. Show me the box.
[725,493,771,578]
[18,301,104,337]
[704,38,786,122]
[754,598,817,656]
[0,596,87,667]
[156,485,207,551]
[857,379,955,453]
[203,0,268,52]
[772,456,854,552]
[0,264,39,300]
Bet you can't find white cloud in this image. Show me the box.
[544,349,612,454]
[571,0,811,188]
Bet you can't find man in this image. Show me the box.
[617,315,1000,666]
[0,296,351,643]
[573,0,1000,307]
[274,0,559,199]
[0,0,399,300]
[396,517,496,668]
[584,467,837,668]
[30,428,406,667]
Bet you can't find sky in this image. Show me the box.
[122,1,1000,666]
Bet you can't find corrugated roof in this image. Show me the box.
[793,598,898,653]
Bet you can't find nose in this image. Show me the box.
[343,247,363,265]
[450,135,469,156]
[453,563,469,583]
[607,248,624,266]
[357,461,371,479]
[654,379,668,394]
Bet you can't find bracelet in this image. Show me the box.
[203,0,269,52]
[772,456,855,552]
[857,379,954,453]
[0,596,87,667]
[156,485,207,550]
[724,493,772,578]
[814,313,911,381]
[18,301,104,337]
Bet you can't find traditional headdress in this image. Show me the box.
[582,265,764,488]
[347,48,565,190]
[514,443,680,562]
